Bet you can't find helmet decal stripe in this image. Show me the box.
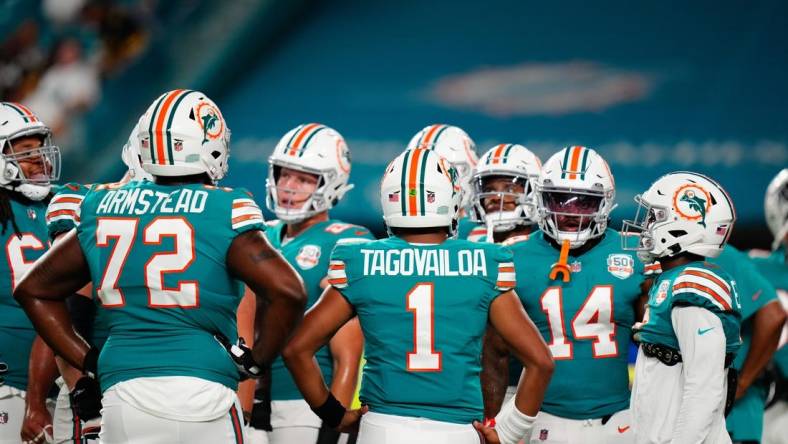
[9,103,38,122]
[399,149,412,216]
[579,146,589,180]
[288,123,321,156]
[147,93,169,164]
[418,124,444,148]
[560,146,572,179]
[431,125,450,147]
[153,89,186,165]
[491,143,506,164]
[298,125,327,157]
[502,143,514,162]
[418,149,428,215]
[164,90,197,165]
[407,148,425,216]
[284,124,305,154]
[568,145,583,179]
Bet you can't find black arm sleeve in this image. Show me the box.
[66,294,96,343]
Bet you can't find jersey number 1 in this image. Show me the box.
[540,286,617,359]
[407,283,442,371]
[96,217,197,308]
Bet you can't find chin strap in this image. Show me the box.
[549,239,572,282]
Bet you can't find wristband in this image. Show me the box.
[310,392,345,428]
[494,398,536,444]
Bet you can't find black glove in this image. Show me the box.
[250,384,272,431]
[0,361,7,386]
[70,348,102,420]
[214,334,263,380]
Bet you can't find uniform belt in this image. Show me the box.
[641,342,734,368]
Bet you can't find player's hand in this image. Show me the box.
[0,361,7,386]
[20,401,53,443]
[473,420,501,443]
[70,375,102,420]
[336,405,368,434]
[214,334,263,380]
[81,416,101,441]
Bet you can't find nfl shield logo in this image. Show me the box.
[27,208,36,220]
[427,191,435,203]
[174,139,184,151]
[569,261,582,273]
[0,411,8,424]
[539,429,549,441]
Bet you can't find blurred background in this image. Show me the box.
[2,0,786,245]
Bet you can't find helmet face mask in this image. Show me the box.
[0,103,61,200]
[764,168,788,250]
[265,124,353,223]
[621,171,736,262]
[536,146,615,248]
[471,173,535,232]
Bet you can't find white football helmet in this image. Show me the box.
[138,90,230,182]
[380,148,462,236]
[764,168,788,250]
[121,118,153,182]
[266,123,353,223]
[536,146,616,248]
[470,143,542,233]
[406,124,478,209]
[622,171,736,262]
[0,102,61,200]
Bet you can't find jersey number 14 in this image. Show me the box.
[540,286,618,359]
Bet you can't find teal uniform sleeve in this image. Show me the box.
[46,183,89,240]
[228,188,266,235]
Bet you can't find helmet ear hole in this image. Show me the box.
[211,151,221,159]
[668,230,687,238]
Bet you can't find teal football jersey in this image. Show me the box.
[511,229,643,419]
[328,237,515,424]
[713,245,777,441]
[0,194,49,390]
[457,216,481,241]
[637,261,742,355]
[751,247,788,377]
[265,219,374,400]
[75,181,266,392]
[46,182,110,350]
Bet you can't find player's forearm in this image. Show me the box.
[251,292,305,366]
[17,297,90,370]
[512,359,552,417]
[25,336,58,405]
[329,357,359,407]
[284,351,333,408]
[738,301,786,395]
[481,329,510,418]
[328,317,363,406]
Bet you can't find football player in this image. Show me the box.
[13,90,307,444]
[623,171,741,443]
[481,146,646,444]
[405,124,481,240]
[283,148,554,444]
[0,102,61,444]
[753,168,788,444]
[254,123,372,444]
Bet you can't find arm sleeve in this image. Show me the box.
[669,306,727,444]
[46,185,86,239]
[230,190,266,235]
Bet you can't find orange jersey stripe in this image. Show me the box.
[51,196,83,205]
[673,282,732,310]
[407,148,423,215]
[231,214,262,224]
[46,209,78,220]
[682,270,730,294]
[496,281,515,287]
[328,277,348,284]
[232,202,257,209]
[154,90,185,165]
[498,266,515,273]
[329,264,345,270]
[289,123,320,156]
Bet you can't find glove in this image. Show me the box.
[250,385,272,431]
[70,348,102,420]
[214,335,263,379]
[0,361,7,386]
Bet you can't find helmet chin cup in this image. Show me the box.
[16,183,51,201]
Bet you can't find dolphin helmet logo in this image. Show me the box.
[673,184,711,227]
